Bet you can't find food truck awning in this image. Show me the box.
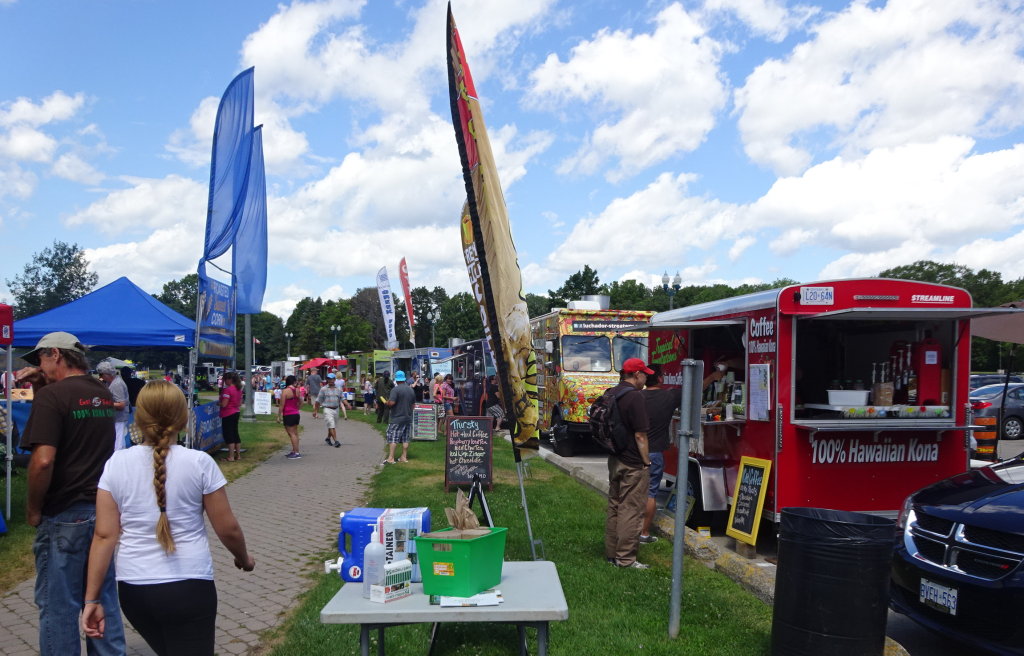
[634,318,746,331]
[971,302,1024,344]
[801,307,1023,321]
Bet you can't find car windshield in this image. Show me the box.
[971,384,1018,399]
[561,335,612,372]
[613,336,648,370]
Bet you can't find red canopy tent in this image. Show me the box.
[299,358,347,370]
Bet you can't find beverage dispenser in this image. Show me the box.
[912,338,943,406]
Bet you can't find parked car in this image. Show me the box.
[971,384,1024,439]
[970,374,1024,391]
[890,456,1024,655]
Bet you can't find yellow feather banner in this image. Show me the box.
[449,7,538,451]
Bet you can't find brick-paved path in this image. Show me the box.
[0,409,384,655]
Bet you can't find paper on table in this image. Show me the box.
[749,364,770,422]
[432,589,504,606]
[440,593,500,607]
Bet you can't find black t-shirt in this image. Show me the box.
[484,382,500,409]
[608,382,650,467]
[642,388,682,453]
[20,375,115,516]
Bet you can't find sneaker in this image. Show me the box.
[325,437,332,446]
[606,558,616,565]
[639,535,658,544]
[286,452,299,459]
[617,561,650,569]
[334,442,341,448]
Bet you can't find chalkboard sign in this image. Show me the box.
[412,404,438,442]
[445,416,493,493]
[725,456,773,545]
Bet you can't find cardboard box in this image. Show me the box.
[369,559,412,604]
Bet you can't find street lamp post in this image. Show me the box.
[331,324,340,354]
[285,332,293,358]
[429,309,441,348]
[662,271,682,310]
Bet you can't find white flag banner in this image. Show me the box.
[376,267,399,350]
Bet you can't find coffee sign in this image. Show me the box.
[444,416,493,492]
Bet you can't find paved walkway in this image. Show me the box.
[0,410,385,655]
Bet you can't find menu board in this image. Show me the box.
[444,416,493,492]
[412,403,438,442]
[748,364,771,421]
[726,456,773,545]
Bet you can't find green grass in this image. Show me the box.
[0,472,36,594]
[266,413,772,656]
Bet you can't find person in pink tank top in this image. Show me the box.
[277,375,302,459]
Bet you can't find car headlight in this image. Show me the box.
[896,494,914,532]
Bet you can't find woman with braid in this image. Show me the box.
[81,381,255,655]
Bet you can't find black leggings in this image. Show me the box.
[118,579,217,656]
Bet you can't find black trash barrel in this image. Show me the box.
[771,507,896,656]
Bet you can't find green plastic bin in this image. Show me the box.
[413,527,507,597]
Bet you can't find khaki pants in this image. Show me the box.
[605,456,650,566]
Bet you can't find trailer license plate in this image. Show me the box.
[919,578,957,615]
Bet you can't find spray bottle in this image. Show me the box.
[362,523,385,599]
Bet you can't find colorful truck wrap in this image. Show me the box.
[530,309,652,456]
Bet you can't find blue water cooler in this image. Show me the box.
[330,508,431,582]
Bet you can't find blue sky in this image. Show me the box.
[3,0,1024,318]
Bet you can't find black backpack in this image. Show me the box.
[588,387,635,455]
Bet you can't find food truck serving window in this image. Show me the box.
[613,336,648,370]
[561,335,611,372]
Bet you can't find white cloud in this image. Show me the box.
[85,222,205,292]
[0,126,59,162]
[0,91,84,128]
[703,0,818,42]
[51,153,104,185]
[818,241,936,280]
[64,174,207,235]
[728,235,757,261]
[735,0,1024,175]
[546,172,739,272]
[0,164,37,201]
[527,3,727,181]
[749,137,1024,254]
[320,284,345,300]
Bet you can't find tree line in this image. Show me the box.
[4,241,1021,371]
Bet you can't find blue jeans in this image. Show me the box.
[33,501,125,656]
[648,452,665,498]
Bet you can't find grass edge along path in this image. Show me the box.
[265,413,772,656]
[0,413,293,595]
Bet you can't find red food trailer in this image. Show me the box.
[649,279,1016,528]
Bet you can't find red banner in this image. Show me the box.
[399,257,415,346]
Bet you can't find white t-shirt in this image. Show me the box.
[98,445,227,584]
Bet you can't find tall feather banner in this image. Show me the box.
[448,6,538,451]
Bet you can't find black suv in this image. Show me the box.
[891,457,1024,654]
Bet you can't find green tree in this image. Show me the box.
[548,265,604,307]
[155,273,198,318]
[607,280,651,310]
[7,240,98,319]
[235,311,287,365]
[436,292,484,344]
[410,286,449,347]
[525,292,552,317]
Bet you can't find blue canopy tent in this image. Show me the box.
[12,277,195,350]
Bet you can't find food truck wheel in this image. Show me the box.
[551,413,576,458]
[1003,415,1023,440]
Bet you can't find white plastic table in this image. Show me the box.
[320,560,568,656]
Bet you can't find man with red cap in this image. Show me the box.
[604,357,653,569]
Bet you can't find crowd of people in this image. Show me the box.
[10,331,254,656]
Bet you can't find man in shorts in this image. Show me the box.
[383,371,415,464]
[313,374,344,448]
[640,364,681,544]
